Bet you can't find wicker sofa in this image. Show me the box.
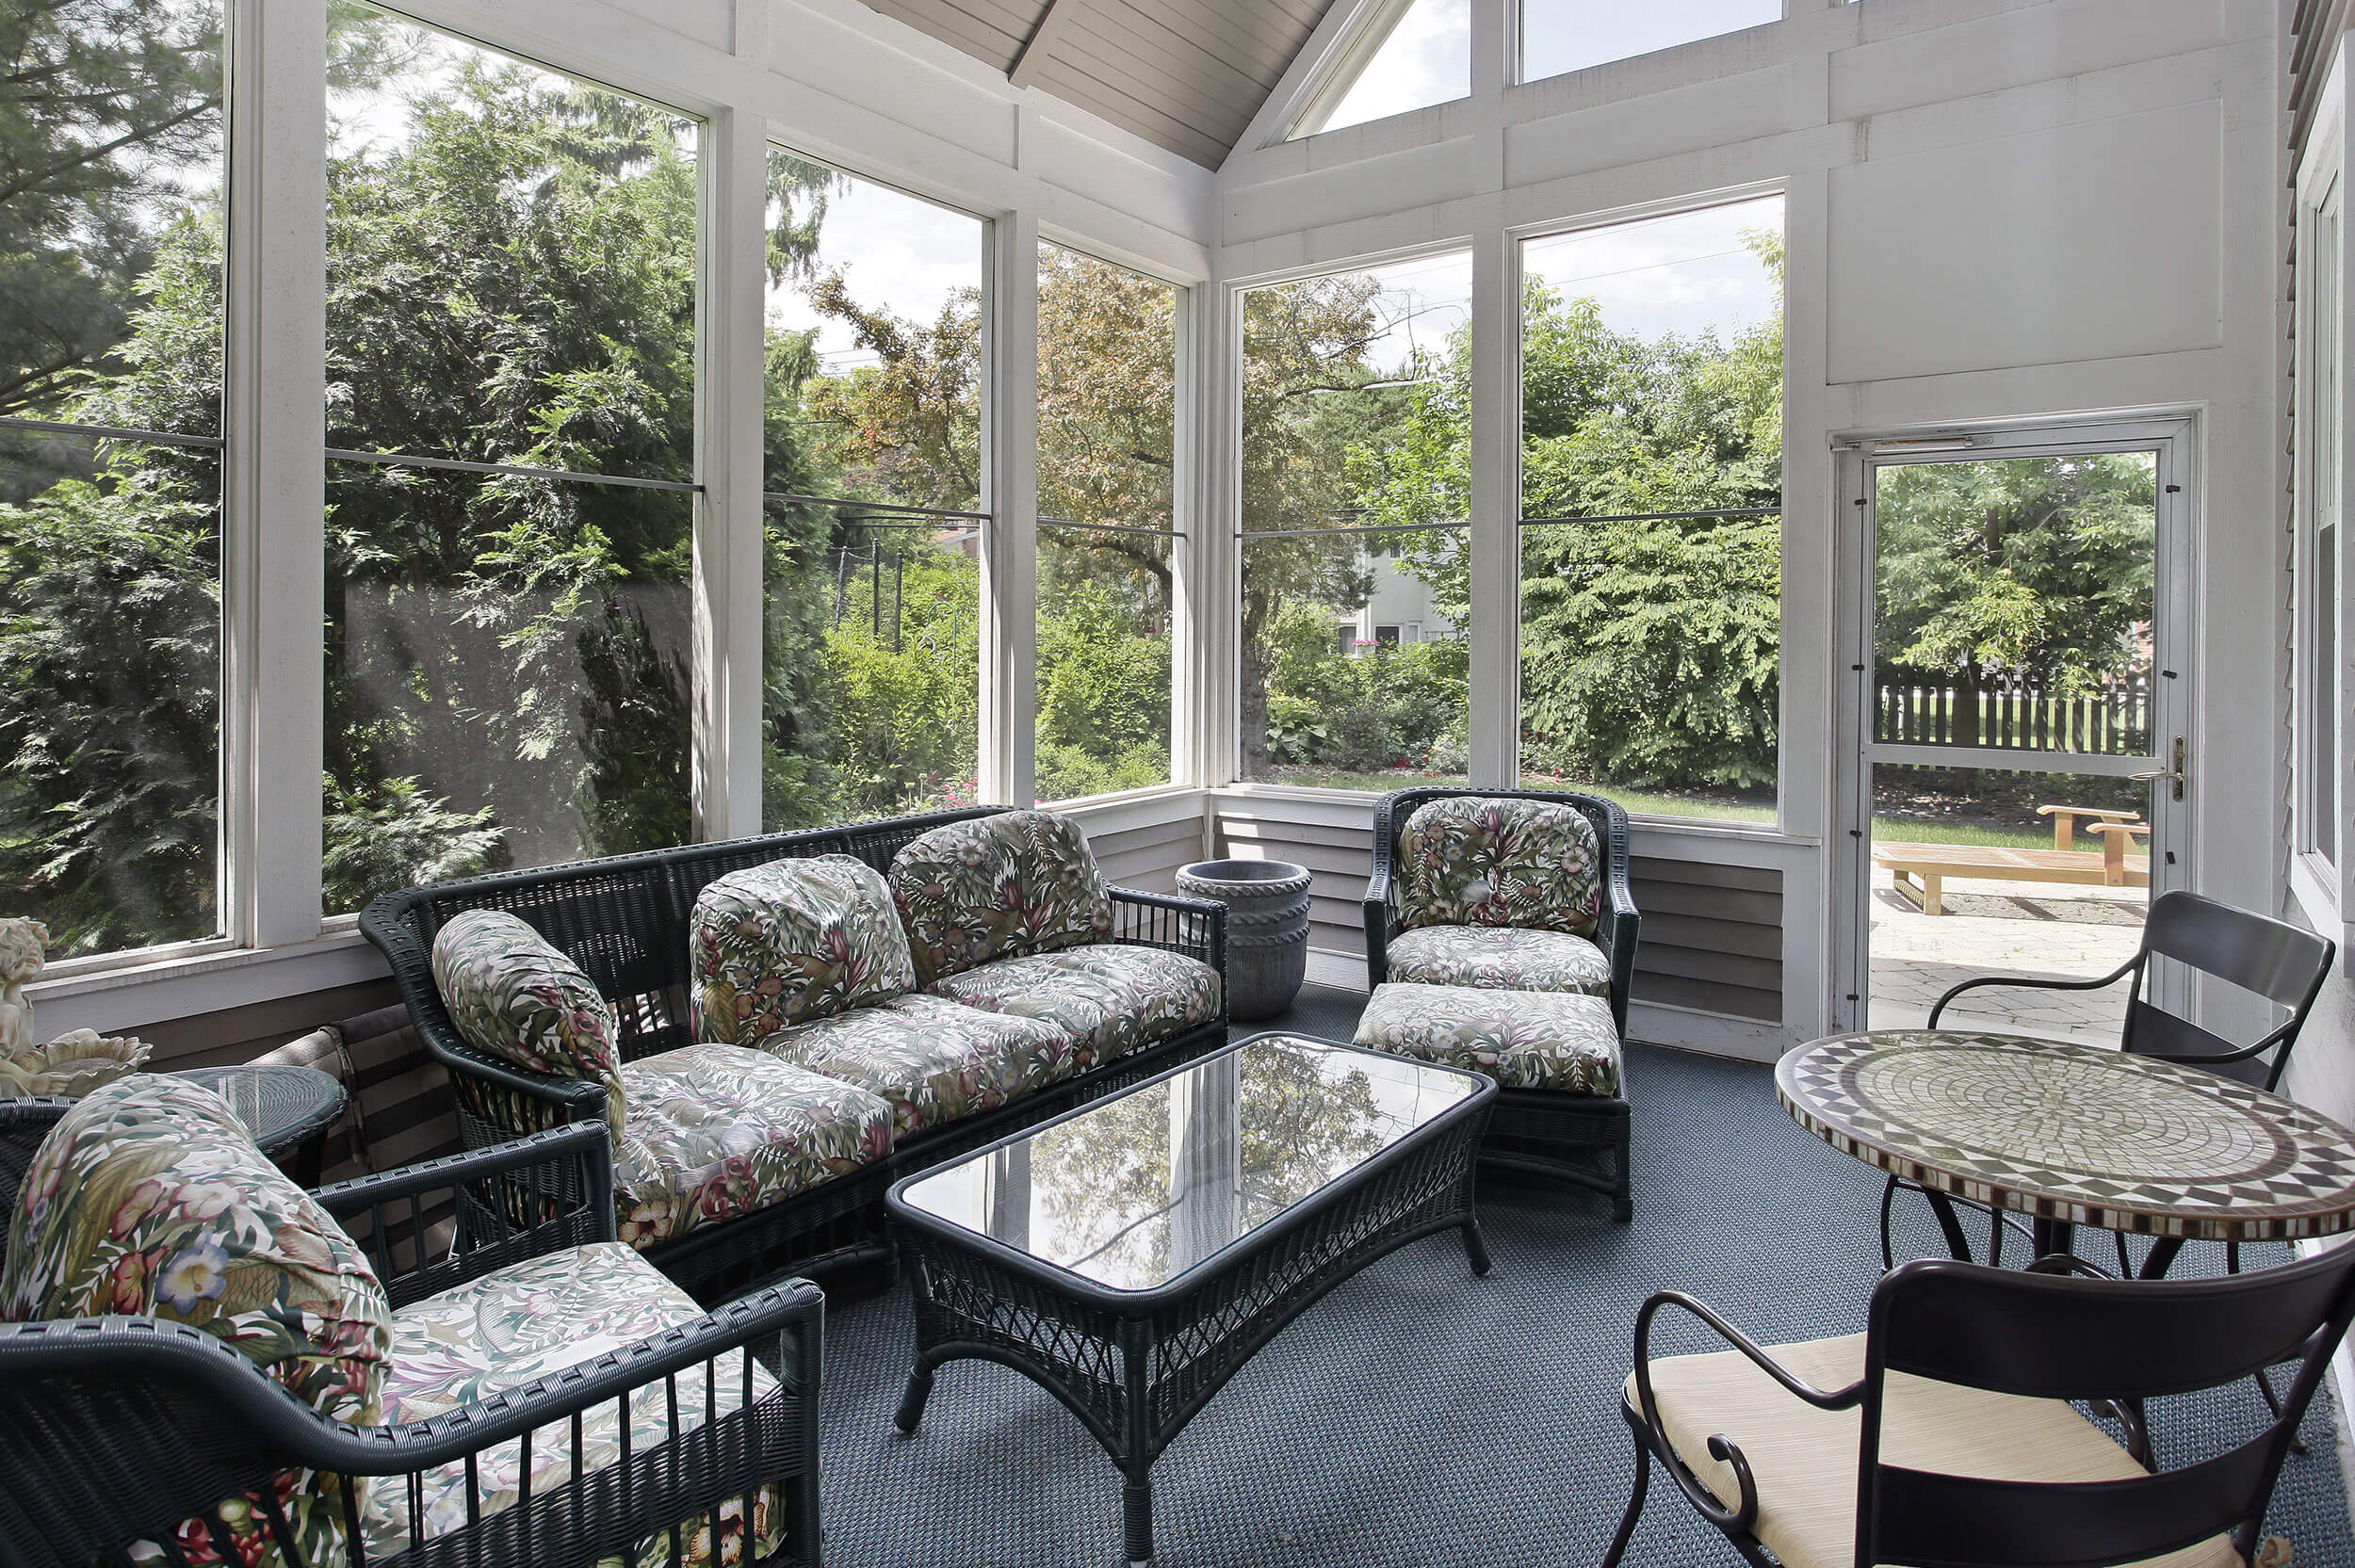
[1357,786,1639,1218]
[0,1087,820,1568]
[362,806,1228,1301]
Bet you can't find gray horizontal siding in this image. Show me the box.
[1087,813,1205,894]
[1216,808,1785,1025]
[138,979,403,1071]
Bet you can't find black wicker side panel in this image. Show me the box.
[900,1230,1133,1446]
[0,1340,302,1567]
[1482,1091,1632,1220]
[0,1100,69,1255]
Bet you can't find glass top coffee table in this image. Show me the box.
[886,1030,1497,1567]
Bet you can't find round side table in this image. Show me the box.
[174,1063,349,1187]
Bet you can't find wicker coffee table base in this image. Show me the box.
[892,1106,1492,1566]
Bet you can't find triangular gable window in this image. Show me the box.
[1289,0,1470,139]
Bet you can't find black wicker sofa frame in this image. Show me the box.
[362,805,1228,1303]
[1364,785,1638,1220]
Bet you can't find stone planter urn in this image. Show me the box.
[1177,859,1312,1022]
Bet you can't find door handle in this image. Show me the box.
[2129,736,2186,802]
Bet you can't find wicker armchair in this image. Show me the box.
[0,1101,822,1568]
[1364,786,1639,1034]
[362,805,1227,1302]
[1356,787,1640,1217]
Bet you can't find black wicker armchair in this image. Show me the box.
[0,1110,824,1568]
[1365,786,1639,1033]
[1361,786,1640,1216]
[361,805,1228,1302]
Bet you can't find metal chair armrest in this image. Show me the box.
[1926,955,2141,1027]
[1627,1290,1864,1536]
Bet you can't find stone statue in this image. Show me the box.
[0,916,46,1059]
[0,917,151,1097]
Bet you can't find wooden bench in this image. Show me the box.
[2036,802,2143,849]
[1876,826,2149,916]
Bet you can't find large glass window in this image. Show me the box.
[1292,0,1470,138]
[1519,0,1781,86]
[1517,194,1784,823]
[762,153,985,828]
[322,9,698,910]
[0,0,226,957]
[1238,251,1471,792]
[1036,243,1178,802]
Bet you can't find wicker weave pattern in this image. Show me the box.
[363,806,1228,1302]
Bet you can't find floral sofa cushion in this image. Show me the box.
[369,1240,787,1567]
[1397,796,1601,938]
[889,810,1113,987]
[690,854,916,1045]
[1386,925,1611,995]
[432,907,629,1151]
[1354,981,1621,1095]
[0,1075,393,1568]
[757,994,1074,1140]
[614,1044,894,1251]
[929,945,1223,1073]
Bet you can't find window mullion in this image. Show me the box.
[229,0,327,947]
[698,107,770,842]
[983,211,1041,806]
[1467,227,1519,789]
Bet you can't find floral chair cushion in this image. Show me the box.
[928,945,1222,1072]
[432,908,629,1151]
[614,1044,894,1251]
[756,994,1074,1140]
[1354,981,1621,1096]
[0,1075,392,1568]
[1396,796,1602,938]
[369,1241,787,1567]
[690,854,916,1045]
[889,810,1114,987]
[1386,925,1612,995]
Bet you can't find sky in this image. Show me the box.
[1312,0,1789,136]
[766,170,987,371]
[1522,193,1783,344]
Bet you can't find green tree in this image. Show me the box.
[1873,453,2155,748]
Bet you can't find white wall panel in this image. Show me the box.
[1828,0,2230,121]
[1826,101,2222,383]
[1504,65,1795,188]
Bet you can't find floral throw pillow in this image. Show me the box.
[1397,796,1602,937]
[888,810,1115,987]
[431,907,628,1149]
[690,854,917,1044]
[0,1074,392,1568]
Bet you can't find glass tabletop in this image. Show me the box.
[895,1034,1485,1292]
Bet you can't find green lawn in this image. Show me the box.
[1259,767,2061,852]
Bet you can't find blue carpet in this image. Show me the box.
[818,986,2355,1567]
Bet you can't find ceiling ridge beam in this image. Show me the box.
[1009,0,1081,89]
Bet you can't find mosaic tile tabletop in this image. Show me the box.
[1777,1030,2355,1241]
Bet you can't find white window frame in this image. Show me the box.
[2292,42,2355,966]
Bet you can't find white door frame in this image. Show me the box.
[1828,414,2200,1035]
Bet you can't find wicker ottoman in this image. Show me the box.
[1355,980,1632,1220]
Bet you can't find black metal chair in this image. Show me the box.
[1603,1247,2355,1568]
[1883,889,2339,1272]
[0,1107,824,1568]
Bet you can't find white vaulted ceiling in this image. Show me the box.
[856,0,1340,166]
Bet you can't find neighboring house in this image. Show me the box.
[1334,553,1456,652]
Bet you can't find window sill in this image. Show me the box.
[28,928,389,1039]
[2290,852,2341,939]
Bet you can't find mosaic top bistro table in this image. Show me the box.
[885,1030,1497,1568]
[1776,1029,2355,1273]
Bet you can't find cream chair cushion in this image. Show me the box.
[1627,1333,2243,1568]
